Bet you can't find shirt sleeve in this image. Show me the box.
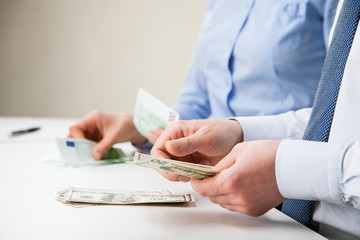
[173,53,211,120]
[276,139,360,210]
[131,141,152,154]
[172,5,212,120]
[231,108,311,141]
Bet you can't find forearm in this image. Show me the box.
[276,140,360,209]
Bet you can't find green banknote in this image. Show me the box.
[56,138,132,167]
[133,88,179,138]
[128,152,219,179]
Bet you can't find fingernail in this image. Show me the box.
[170,140,181,150]
[94,151,102,160]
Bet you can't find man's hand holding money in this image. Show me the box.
[151,119,243,182]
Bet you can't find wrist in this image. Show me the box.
[131,132,147,145]
[119,113,148,145]
[227,119,244,143]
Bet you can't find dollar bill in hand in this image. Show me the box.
[57,187,194,207]
[128,152,219,179]
[56,138,132,167]
[133,88,179,138]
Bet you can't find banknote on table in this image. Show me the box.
[133,88,179,138]
[128,152,219,179]
[56,138,132,167]
[57,187,194,207]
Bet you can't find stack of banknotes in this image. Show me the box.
[130,152,219,179]
[57,187,194,207]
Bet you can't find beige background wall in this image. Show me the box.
[0,0,207,118]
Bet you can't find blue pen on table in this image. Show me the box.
[10,126,41,137]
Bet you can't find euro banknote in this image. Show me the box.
[57,187,194,207]
[56,138,132,167]
[128,152,219,179]
[133,88,179,138]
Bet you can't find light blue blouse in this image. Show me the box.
[174,0,338,119]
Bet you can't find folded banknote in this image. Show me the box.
[128,152,219,179]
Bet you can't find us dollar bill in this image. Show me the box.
[57,187,194,206]
[128,152,219,179]
[133,88,179,138]
[56,138,132,167]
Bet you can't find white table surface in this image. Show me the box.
[0,117,327,240]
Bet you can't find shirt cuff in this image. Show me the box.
[230,108,311,141]
[131,141,153,154]
[234,116,288,141]
[341,142,360,209]
[276,139,345,204]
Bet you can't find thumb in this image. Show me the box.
[92,136,114,160]
[214,148,238,171]
[165,131,208,157]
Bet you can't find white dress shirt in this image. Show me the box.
[234,0,360,238]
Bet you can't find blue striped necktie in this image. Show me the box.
[281,0,360,227]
